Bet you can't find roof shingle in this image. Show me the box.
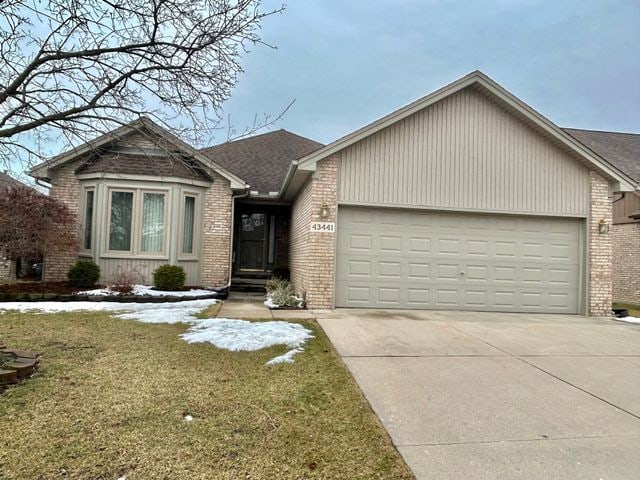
[200,129,323,193]
[563,128,640,183]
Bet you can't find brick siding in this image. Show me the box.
[200,172,233,288]
[289,157,338,309]
[612,222,640,304]
[45,160,82,281]
[588,171,613,316]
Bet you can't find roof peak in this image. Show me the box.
[201,128,321,153]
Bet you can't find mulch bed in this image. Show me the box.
[0,282,83,294]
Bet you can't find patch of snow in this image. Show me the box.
[264,295,278,308]
[264,294,304,309]
[78,284,215,297]
[0,300,312,364]
[181,318,313,365]
[614,316,640,325]
[184,415,193,422]
[266,347,304,365]
[0,299,217,324]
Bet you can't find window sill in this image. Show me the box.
[100,253,170,261]
[177,256,200,262]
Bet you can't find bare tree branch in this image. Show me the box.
[0,0,286,170]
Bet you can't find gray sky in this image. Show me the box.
[219,0,640,145]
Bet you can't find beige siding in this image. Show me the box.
[97,258,200,285]
[338,87,590,216]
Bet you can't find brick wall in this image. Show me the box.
[46,160,82,281]
[612,222,640,304]
[588,171,613,316]
[201,172,233,288]
[289,156,338,309]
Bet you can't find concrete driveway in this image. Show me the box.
[316,310,640,480]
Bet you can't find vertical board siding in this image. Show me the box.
[99,259,200,286]
[338,88,590,216]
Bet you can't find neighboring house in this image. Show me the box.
[563,129,640,304]
[28,71,638,315]
[0,171,33,282]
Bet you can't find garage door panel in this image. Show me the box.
[336,207,582,313]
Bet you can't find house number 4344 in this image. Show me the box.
[310,222,336,233]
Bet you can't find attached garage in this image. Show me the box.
[286,71,636,315]
[336,207,583,313]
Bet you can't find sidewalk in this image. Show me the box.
[217,294,314,320]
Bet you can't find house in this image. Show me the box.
[563,129,640,304]
[29,71,638,315]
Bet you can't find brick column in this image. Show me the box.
[588,171,613,316]
[201,172,233,288]
[290,156,338,309]
[45,161,81,281]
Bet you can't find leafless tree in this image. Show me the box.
[0,0,286,170]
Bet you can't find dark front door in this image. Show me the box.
[237,211,267,271]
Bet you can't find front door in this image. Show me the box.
[236,210,267,271]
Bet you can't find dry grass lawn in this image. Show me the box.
[0,310,413,479]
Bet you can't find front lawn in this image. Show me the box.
[0,311,413,479]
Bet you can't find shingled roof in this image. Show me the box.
[563,128,640,183]
[200,129,323,194]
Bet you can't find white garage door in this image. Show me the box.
[336,207,583,313]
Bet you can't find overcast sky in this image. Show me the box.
[218,0,640,145]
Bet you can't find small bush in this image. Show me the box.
[68,261,100,288]
[266,276,289,294]
[110,266,142,295]
[153,264,186,291]
[267,279,303,308]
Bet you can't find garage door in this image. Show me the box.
[336,207,583,313]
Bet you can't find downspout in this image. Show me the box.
[35,177,52,190]
[213,186,250,294]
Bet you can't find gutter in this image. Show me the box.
[278,160,298,200]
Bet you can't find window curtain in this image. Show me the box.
[109,191,133,251]
[84,190,94,250]
[141,193,165,252]
[182,196,195,254]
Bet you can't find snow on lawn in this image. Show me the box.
[614,316,640,325]
[0,299,312,364]
[79,284,215,297]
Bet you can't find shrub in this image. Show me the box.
[68,261,100,288]
[110,266,142,295]
[270,283,299,307]
[266,276,289,294]
[153,264,186,291]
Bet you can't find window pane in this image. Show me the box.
[109,191,133,251]
[183,196,195,254]
[141,193,165,252]
[83,190,94,250]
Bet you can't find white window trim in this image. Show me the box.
[177,191,201,261]
[104,187,171,259]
